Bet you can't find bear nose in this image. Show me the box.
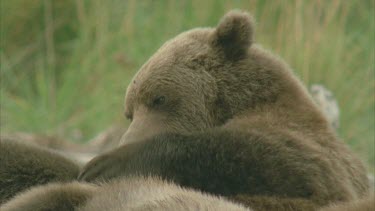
[119,123,162,146]
[119,109,166,146]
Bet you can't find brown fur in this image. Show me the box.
[78,10,370,210]
[0,139,80,204]
[82,177,250,211]
[0,182,96,211]
[1,177,250,211]
[319,195,375,211]
[231,195,316,211]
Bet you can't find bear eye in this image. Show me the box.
[152,96,166,106]
[125,113,133,121]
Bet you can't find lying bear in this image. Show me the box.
[0,10,370,211]
[79,10,370,210]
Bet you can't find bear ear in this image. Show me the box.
[211,10,255,60]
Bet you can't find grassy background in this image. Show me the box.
[1,0,374,170]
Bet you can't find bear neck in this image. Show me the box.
[215,45,334,139]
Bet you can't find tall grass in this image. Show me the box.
[1,0,374,168]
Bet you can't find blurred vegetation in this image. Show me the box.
[0,0,374,169]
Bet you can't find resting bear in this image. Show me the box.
[78,10,370,210]
[0,139,80,204]
[0,10,370,211]
[1,177,250,211]
[0,140,248,210]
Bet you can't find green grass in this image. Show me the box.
[1,0,374,170]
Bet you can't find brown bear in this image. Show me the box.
[78,10,370,210]
[1,177,250,211]
[0,141,249,210]
[0,139,80,204]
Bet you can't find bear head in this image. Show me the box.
[120,10,324,145]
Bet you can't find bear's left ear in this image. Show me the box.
[210,10,255,60]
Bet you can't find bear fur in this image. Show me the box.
[0,139,80,204]
[79,10,370,210]
[1,177,250,211]
[0,182,96,211]
[319,194,374,211]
